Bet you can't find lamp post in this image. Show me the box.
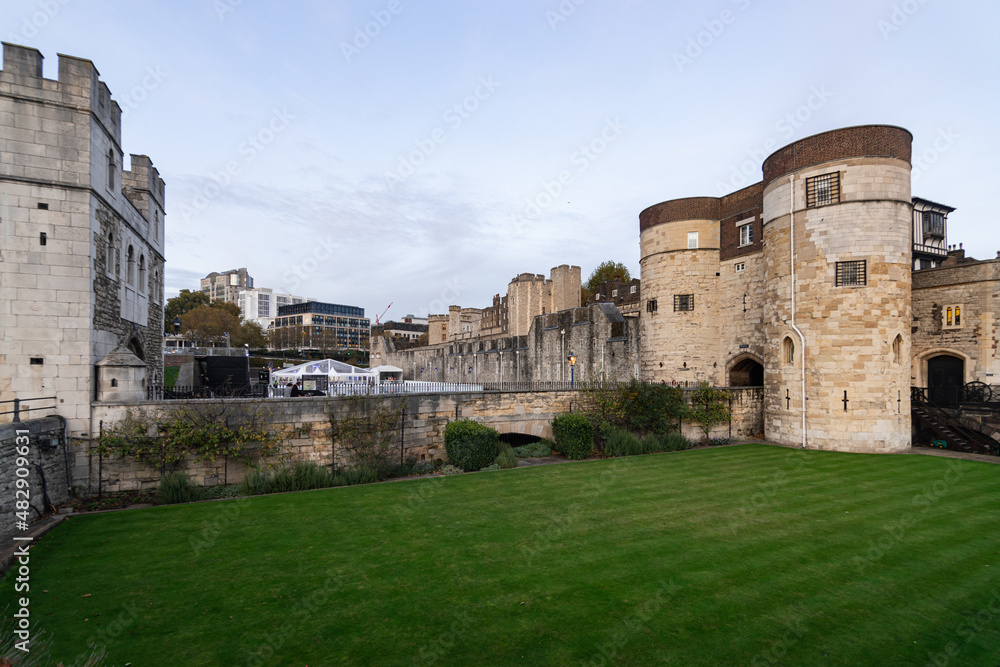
[567,351,577,389]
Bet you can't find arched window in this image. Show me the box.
[107,148,116,190]
[139,255,147,293]
[153,269,160,302]
[892,335,903,365]
[783,336,795,366]
[126,245,135,286]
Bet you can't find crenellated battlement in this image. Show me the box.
[1,42,123,145]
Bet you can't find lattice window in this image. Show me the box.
[646,299,657,313]
[806,172,840,208]
[835,260,866,287]
[673,294,694,311]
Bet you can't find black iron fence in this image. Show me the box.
[147,384,269,400]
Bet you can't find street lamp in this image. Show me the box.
[567,351,577,389]
[173,316,181,333]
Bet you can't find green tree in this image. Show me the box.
[165,289,211,330]
[687,382,731,443]
[180,304,241,346]
[236,320,268,348]
[585,261,632,292]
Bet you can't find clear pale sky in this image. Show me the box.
[6,0,998,319]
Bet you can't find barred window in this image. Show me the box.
[646,299,658,313]
[806,172,840,208]
[835,260,867,287]
[674,294,694,311]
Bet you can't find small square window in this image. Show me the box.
[630,285,637,294]
[806,172,840,208]
[835,260,867,287]
[735,262,746,272]
[646,299,658,313]
[687,232,699,249]
[674,294,694,311]
[738,223,753,247]
[612,289,618,297]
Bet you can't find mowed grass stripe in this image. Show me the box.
[2,445,998,666]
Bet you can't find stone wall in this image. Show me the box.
[0,417,72,545]
[84,391,584,493]
[911,257,1000,385]
[378,303,640,385]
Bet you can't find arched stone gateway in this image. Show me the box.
[728,354,764,387]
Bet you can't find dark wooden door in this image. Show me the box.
[927,355,964,407]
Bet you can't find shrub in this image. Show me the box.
[584,379,686,440]
[709,436,731,446]
[332,465,377,487]
[604,427,641,457]
[661,432,692,452]
[239,468,271,496]
[439,464,464,476]
[496,445,519,469]
[157,472,202,505]
[292,460,334,490]
[479,463,501,472]
[687,382,732,443]
[444,419,501,471]
[512,442,552,458]
[551,413,594,460]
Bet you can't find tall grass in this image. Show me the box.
[238,461,375,496]
[157,472,203,505]
[603,427,691,457]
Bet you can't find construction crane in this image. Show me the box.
[374,302,392,326]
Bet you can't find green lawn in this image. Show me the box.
[3,445,1000,666]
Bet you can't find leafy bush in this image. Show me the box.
[479,463,501,472]
[584,379,686,441]
[687,382,732,443]
[551,413,594,460]
[444,419,501,471]
[157,472,203,505]
[496,445,519,469]
[512,442,552,458]
[439,464,464,476]
[709,436,731,446]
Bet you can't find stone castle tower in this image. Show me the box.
[0,43,166,435]
[639,125,913,452]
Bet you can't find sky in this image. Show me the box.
[6,0,999,321]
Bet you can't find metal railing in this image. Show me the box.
[0,396,57,422]
[147,384,269,400]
